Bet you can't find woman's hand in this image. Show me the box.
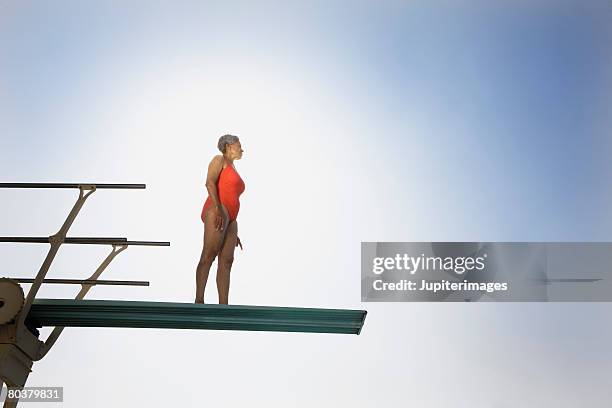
[236,236,243,250]
[212,206,225,232]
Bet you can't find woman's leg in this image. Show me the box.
[195,206,229,303]
[216,220,238,304]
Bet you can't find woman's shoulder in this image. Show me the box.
[210,154,227,169]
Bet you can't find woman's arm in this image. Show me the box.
[205,155,225,230]
[205,155,224,208]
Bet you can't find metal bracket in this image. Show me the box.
[16,185,96,331]
[35,243,128,360]
[0,182,154,407]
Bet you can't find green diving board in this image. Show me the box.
[26,299,367,335]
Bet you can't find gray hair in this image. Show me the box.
[217,134,239,153]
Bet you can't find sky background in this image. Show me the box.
[1,0,612,406]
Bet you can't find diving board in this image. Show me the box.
[27,299,366,335]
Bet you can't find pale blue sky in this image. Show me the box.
[1,1,612,407]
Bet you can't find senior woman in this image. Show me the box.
[195,134,245,304]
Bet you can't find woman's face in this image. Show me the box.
[226,140,243,160]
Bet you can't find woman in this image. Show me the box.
[195,134,245,304]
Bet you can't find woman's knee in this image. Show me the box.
[200,249,219,265]
[218,254,234,269]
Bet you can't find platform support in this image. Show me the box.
[0,345,30,408]
[37,244,128,360]
[17,185,96,331]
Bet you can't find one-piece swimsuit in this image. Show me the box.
[201,163,245,223]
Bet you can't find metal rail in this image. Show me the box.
[0,183,145,189]
[8,278,149,287]
[0,237,126,244]
[0,237,168,246]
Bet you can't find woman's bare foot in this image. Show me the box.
[195,298,205,304]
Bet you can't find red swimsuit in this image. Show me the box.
[201,164,245,223]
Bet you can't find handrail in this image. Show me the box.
[0,183,145,189]
[0,237,169,246]
[8,278,149,286]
